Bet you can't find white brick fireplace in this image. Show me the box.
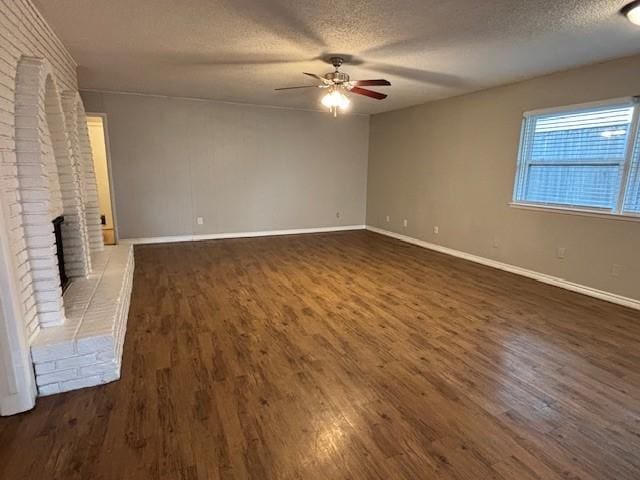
[14,57,96,330]
[0,0,134,415]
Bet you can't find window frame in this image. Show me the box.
[511,96,640,221]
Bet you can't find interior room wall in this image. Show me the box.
[80,91,370,240]
[367,54,640,302]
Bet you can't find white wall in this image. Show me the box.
[81,91,370,240]
[367,55,640,302]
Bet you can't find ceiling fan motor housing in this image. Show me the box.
[325,71,350,84]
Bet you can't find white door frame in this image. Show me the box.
[87,112,119,244]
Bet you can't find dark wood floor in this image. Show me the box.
[1,230,639,479]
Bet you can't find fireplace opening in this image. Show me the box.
[52,216,69,292]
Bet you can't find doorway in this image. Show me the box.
[86,115,116,245]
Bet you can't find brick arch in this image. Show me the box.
[45,82,93,280]
[60,91,95,270]
[62,92,104,256]
[13,56,91,328]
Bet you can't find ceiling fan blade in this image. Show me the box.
[303,72,332,84]
[349,86,388,100]
[351,79,391,87]
[274,85,321,90]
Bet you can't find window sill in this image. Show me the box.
[508,202,640,223]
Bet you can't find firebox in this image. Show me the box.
[52,216,69,292]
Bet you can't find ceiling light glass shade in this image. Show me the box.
[321,90,350,110]
[625,1,640,25]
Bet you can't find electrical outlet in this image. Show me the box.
[611,264,622,277]
[403,219,408,228]
[433,226,439,234]
[336,211,341,219]
[196,216,204,225]
[492,237,500,248]
[386,215,390,222]
[556,247,566,259]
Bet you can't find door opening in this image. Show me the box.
[86,115,116,245]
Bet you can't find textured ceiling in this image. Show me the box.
[34,0,640,114]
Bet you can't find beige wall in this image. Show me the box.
[367,55,640,301]
[80,91,369,239]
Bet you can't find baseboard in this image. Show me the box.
[121,225,366,245]
[366,225,640,311]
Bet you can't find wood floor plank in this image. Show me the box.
[0,230,638,479]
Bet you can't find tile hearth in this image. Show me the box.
[30,244,134,395]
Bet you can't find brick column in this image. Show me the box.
[14,57,66,327]
[0,150,40,340]
[60,91,92,278]
[76,103,104,254]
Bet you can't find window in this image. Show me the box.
[513,98,640,217]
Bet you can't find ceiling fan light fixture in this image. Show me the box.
[275,58,390,116]
[623,0,640,25]
[321,89,350,116]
